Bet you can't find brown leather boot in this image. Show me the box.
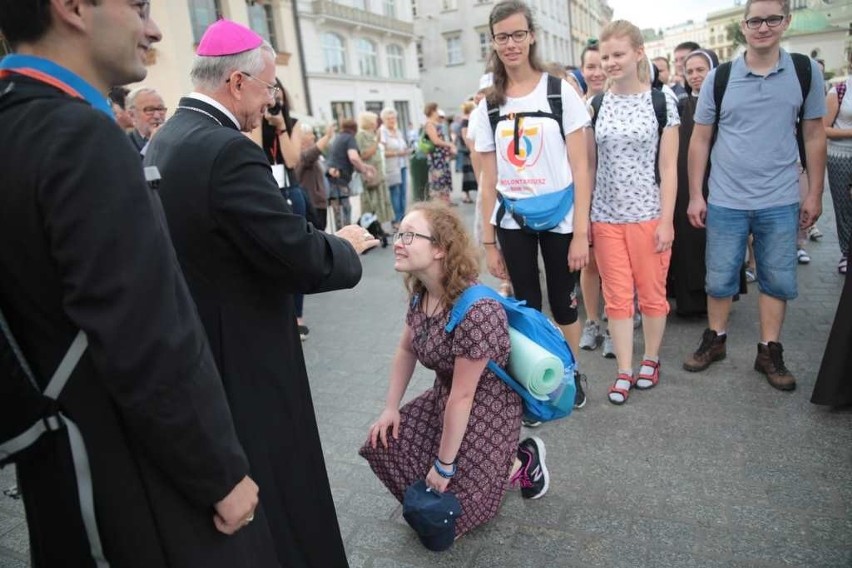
[754,342,796,391]
[683,328,727,372]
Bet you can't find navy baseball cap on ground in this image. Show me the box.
[402,480,462,552]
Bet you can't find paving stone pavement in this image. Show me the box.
[2,186,850,567]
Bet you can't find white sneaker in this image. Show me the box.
[579,320,600,350]
[601,330,615,359]
[797,248,811,265]
[808,225,823,241]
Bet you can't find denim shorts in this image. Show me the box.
[705,202,799,300]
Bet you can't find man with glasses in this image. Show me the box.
[683,0,826,392]
[144,18,377,568]
[126,86,167,156]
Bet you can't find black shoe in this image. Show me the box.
[511,437,549,499]
[574,372,587,409]
[522,418,542,428]
[298,325,309,341]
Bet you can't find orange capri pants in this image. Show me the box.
[592,219,672,320]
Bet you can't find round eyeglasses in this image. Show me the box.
[744,15,785,30]
[392,232,436,245]
[492,30,530,45]
[229,72,281,98]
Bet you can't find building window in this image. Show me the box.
[357,39,379,77]
[446,34,463,66]
[188,0,222,44]
[394,101,412,131]
[366,101,384,115]
[247,3,278,52]
[331,101,354,124]
[387,44,405,79]
[478,31,490,60]
[351,0,367,9]
[384,0,396,18]
[411,0,417,17]
[442,0,457,10]
[322,33,347,74]
[417,41,424,70]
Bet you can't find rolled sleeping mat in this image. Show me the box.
[506,328,565,400]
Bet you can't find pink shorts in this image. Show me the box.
[592,219,672,319]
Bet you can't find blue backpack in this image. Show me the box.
[446,284,576,423]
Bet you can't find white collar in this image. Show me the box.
[187,92,241,129]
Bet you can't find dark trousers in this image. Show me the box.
[496,228,578,325]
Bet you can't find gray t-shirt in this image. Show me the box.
[694,50,826,210]
[591,90,680,224]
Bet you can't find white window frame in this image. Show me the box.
[322,32,347,74]
[445,34,463,66]
[357,38,379,77]
[387,44,405,79]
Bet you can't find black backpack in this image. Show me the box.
[713,52,812,168]
[590,89,669,184]
[487,74,565,153]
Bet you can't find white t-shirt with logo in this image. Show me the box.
[473,73,590,233]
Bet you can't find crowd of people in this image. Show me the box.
[0,0,850,566]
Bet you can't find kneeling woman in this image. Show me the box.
[360,202,549,541]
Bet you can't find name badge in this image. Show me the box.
[271,164,288,189]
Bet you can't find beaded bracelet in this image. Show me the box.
[433,459,457,479]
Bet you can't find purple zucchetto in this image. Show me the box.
[196,19,263,57]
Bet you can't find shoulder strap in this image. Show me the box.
[713,61,733,131]
[590,93,604,130]
[486,97,501,138]
[838,82,847,108]
[546,74,565,140]
[651,89,667,138]
[791,53,812,168]
[446,284,503,333]
[651,89,668,186]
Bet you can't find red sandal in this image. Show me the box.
[635,359,660,390]
[607,373,635,405]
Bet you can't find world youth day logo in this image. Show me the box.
[501,116,544,171]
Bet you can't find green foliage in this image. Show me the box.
[726,21,746,49]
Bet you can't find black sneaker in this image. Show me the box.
[298,325,310,341]
[574,372,587,409]
[511,437,549,499]
[522,418,542,428]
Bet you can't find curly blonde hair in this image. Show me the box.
[403,202,479,307]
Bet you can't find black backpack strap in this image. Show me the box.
[590,93,604,130]
[791,53,812,169]
[546,74,565,140]
[651,89,667,138]
[713,61,733,132]
[651,89,668,186]
[486,98,501,138]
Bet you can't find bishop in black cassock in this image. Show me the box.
[144,20,372,568]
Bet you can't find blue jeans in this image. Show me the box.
[706,202,799,300]
[388,182,405,223]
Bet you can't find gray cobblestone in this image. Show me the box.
[1,186,850,567]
